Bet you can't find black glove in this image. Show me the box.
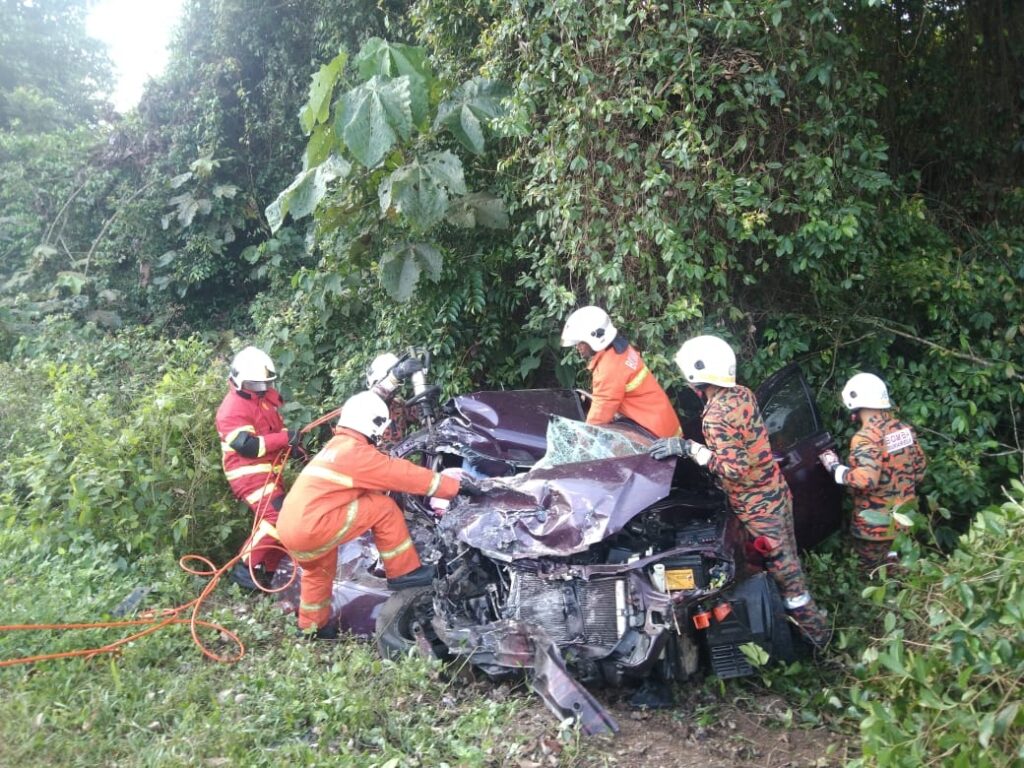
[390,357,424,381]
[648,436,687,460]
[459,475,485,497]
[287,429,304,449]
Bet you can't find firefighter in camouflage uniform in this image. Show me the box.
[648,335,832,649]
[819,373,927,570]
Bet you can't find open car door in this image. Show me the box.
[756,364,843,550]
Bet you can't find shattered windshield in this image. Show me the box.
[532,416,654,469]
[443,419,673,561]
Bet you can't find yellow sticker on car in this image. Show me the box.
[666,569,696,591]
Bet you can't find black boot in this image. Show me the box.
[229,562,261,592]
[386,564,435,590]
[296,622,339,641]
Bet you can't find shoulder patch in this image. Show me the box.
[884,428,914,453]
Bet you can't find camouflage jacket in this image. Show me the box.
[845,412,927,540]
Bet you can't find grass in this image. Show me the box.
[0,527,557,768]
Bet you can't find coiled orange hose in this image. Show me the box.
[0,407,341,668]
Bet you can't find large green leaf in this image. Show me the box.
[265,155,351,233]
[379,241,443,302]
[433,78,510,155]
[354,38,432,127]
[304,122,336,169]
[355,38,430,83]
[336,76,413,168]
[445,192,510,229]
[299,51,347,135]
[378,151,467,231]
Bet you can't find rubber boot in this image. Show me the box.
[386,563,435,590]
[788,601,833,650]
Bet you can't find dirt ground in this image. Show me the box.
[485,683,852,768]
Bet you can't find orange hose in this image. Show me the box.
[0,407,341,668]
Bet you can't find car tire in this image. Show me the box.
[375,586,435,660]
[763,576,799,664]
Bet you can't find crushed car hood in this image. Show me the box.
[441,453,676,561]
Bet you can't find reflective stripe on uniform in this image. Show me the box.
[224,463,274,481]
[256,436,267,458]
[240,519,280,562]
[425,473,442,497]
[302,465,355,487]
[222,425,256,454]
[300,597,332,612]
[245,483,278,505]
[784,592,812,610]
[289,500,359,561]
[378,537,413,561]
[624,365,649,393]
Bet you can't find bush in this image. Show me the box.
[848,481,1024,767]
[0,324,244,559]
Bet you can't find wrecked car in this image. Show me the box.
[368,362,842,734]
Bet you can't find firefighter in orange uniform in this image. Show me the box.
[561,306,682,439]
[278,390,480,638]
[648,335,831,649]
[215,346,302,590]
[819,373,927,570]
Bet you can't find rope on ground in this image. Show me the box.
[0,408,341,668]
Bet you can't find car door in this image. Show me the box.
[755,364,843,550]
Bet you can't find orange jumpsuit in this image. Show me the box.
[278,427,460,631]
[844,412,927,566]
[586,342,682,438]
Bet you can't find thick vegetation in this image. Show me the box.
[0,0,1022,765]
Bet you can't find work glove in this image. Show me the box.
[818,450,848,484]
[818,450,840,472]
[649,437,713,466]
[459,475,485,497]
[648,437,686,460]
[390,357,424,382]
[287,429,308,462]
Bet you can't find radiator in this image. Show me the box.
[508,572,622,650]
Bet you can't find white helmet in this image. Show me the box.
[841,373,891,410]
[365,352,399,388]
[337,390,391,440]
[229,346,277,392]
[674,335,736,388]
[560,306,618,352]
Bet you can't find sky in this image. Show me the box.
[86,0,186,112]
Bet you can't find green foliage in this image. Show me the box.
[0,0,113,130]
[0,324,241,558]
[848,483,1024,767]
[0,527,566,768]
[267,36,510,303]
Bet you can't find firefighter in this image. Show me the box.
[366,352,423,401]
[561,306,682,439]
[277,390,481,639]
[818,373,927,570]
[215,346,302,591]
[647,335,832,649]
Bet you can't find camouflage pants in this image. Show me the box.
[735,483,832,648]
[851,536,896,572]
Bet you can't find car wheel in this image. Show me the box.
[375,586,435,660]
[763,576,799,664]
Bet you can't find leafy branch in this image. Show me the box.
[266,38,511,301]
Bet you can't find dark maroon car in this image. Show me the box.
[366,362,843,735]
